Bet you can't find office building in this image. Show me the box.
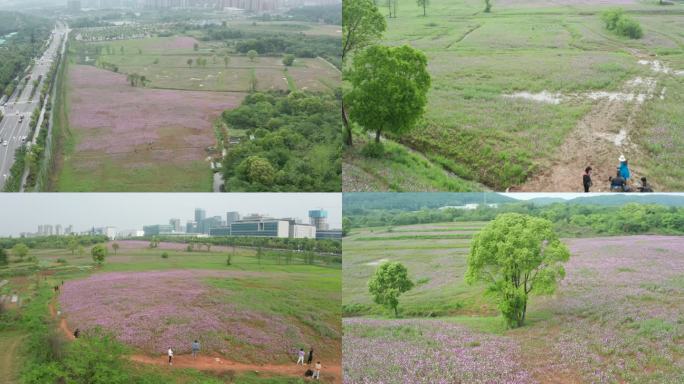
[55,225,63,236]
[186,220,197,234]
[195,208,206,224]
[169,218,181,233]
[143,224,175,236]
[226,211,240,225]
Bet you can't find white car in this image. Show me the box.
[2,140,8,147]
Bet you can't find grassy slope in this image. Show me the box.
[347,0,684,190]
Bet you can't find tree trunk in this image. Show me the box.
[342,101,352,146]
[394,305,398,317]
[375,130,381,143]
[423,3,426,16]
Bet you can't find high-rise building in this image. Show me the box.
[45,225,54,236]
[55,225,63,236]
[195,208,206,224]
[169,218,181,233]
[186,220,197,234]
[67,0,82,11]
[201,216,222,234]
[65,225,73,235]
[226,211,240,225]
[37,225,44,236]
[308,210,329,231]
[143,224,174,236]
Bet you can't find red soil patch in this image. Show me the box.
[68,65,244,163]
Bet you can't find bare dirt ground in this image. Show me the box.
[516,52,660,192]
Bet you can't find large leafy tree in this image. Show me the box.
[417,0,429,16]
[346,45,431,143]
[368,261,414,317]
[342,0,386,146]
[0,247,7,265]
[466,213,570,328]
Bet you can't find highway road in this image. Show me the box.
[0,22,68,190]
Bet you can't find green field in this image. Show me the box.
[343,219,684,382]
[1,241,341,383]
[344,0,684,192]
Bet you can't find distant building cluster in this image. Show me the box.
[438,203,499,211]
[144,208,341,239]
[71,0,339,11]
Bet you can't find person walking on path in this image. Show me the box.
[297,348,305,365]
[583,166,592,193]
[618,155,631,181]
[168,347,174,365]
[307,348,314,365]
[313,361,322,380]
[191,340,200,359]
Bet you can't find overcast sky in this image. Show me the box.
[0,193,341,236]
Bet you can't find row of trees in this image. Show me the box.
[0,12,50,98]
[345,203,684,236]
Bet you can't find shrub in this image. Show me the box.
[161,252,169,259]
[361,142,385,158]
[56,258,67,264]
[282,53,295,66]
[601,8,624,30]
[616,17,643,39]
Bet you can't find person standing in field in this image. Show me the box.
[618,155,630,181]
[582,166,592,193]
[313,361,321,380]
[297,348,305,365]
[307,347,314,365]
[168,347,174,365]
[191,340,200,359]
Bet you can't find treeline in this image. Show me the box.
[221,92,341,192]
[345,203,684,236]
[235,34,340,67]
[144,234,342,254]
[0,12,50,97]
[0,235,108,250]
[286,4,342,25]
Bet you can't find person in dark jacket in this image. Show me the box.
[610,170,626,192]
[639,177,653,192]
[307,348,314,365]
[582,167,592,193]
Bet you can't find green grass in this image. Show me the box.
[345,0,684,190]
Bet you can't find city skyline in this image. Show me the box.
[0,193,341,236]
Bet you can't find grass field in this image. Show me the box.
[53,34,340,191]
[343,221,684,383]
[344,0,684,192]
[1,240,341,383]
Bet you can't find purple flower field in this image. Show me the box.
[343,236,684,383]
[343,318,534,384]
[59,270,308,362]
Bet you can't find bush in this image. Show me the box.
[56,258,67,264]
[161,252,169,259]
[282,53,295,66]
[616,17,643,39]
[601,8,642,39]
[361,142,385,158]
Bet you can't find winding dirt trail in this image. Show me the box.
[49,296,341,383]
[0,332,24,384]
[516,51,662,192]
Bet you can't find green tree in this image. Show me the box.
[91,244,108,265]
[346,45,431,143]
[112,242,119,255]
[368,261,414,317]
[187,58,193,68]
[417,0,429,16]
[0,247,7,266]
[342,0,387,146]
[68,239,78,255]
[484,0,492,13]
[342,217,352,237]
[238,156,275,186]
[77,245,85,256]
[13,243,29,261]
[256,246,263,265]
[282,54,295,66]
[466,213,570,328]
[223,55,230,68]
[193,42,199,51]
[247,50,258,62]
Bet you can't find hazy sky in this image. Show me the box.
[0,193,341,236]
[502,192,684,200]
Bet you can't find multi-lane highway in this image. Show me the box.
[0,22,68,190]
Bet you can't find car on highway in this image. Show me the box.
[2,140,8,147]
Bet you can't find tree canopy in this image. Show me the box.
[346,45,431,142]
[342,0,386,61]
[12,243,29,260]
[466,213,570,328]
[91,244,108,265]
[368,261,414,317]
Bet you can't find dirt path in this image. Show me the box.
[0,332,24,384]
[516,51,660,192]
[50,295,341,383]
